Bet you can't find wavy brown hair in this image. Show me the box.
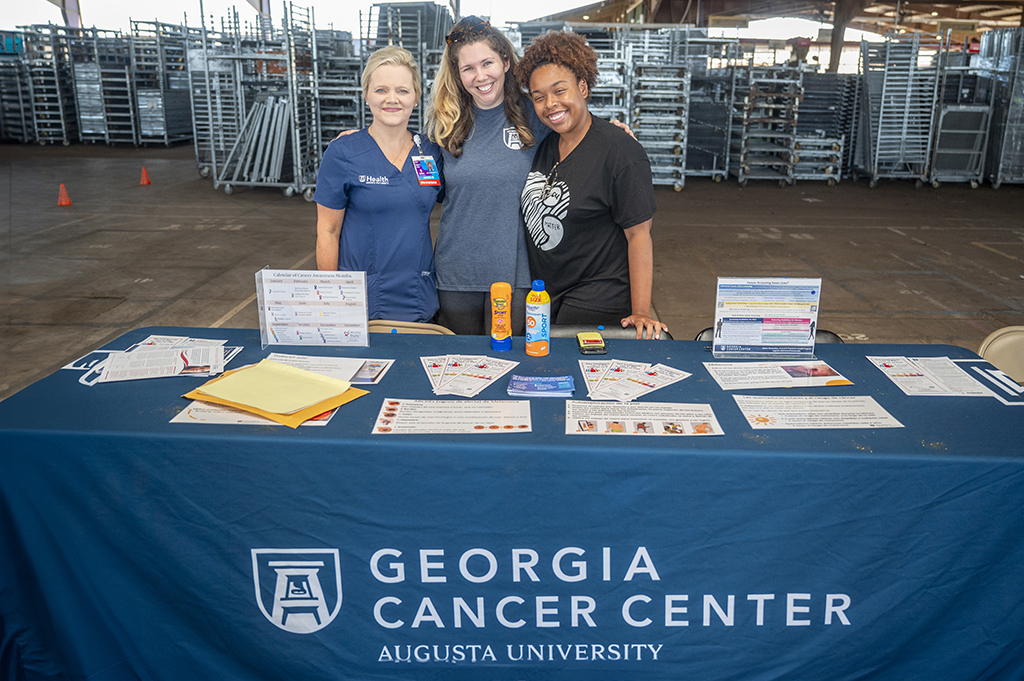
[515,30,598,95]
[427,18,535,157]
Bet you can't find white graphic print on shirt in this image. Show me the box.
[521,170,568,252]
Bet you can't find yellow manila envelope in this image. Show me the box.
[184,365,367,428]
[196,359,351,414]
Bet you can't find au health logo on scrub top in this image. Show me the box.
[252,548,342,634]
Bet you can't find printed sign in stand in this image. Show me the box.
[711,277,822,359]
[256,269,369,349]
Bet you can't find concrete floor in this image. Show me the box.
[2,142,1022,402]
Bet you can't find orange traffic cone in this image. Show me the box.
[140,167,151,185]
[58,184,72,206]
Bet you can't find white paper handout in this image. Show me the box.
[566,401,722,435]
[589,364,692,402]
[435,356,520,398]
[256,269,369,348]
[372,398,531,434]
[868,356,994,397]
[733,395,904,429]
[170,400,335,426]
[704,360,853,390]
[712,277,822,359]
[97,346,226,383]
[266,353,366,382]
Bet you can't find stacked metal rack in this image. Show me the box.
[131,21,192,145]
[360,2,453,134]
[794,71,856,184]
[581,26,632,124]
[22,24,79,145]
[853,32,944,187]
[0,32,34,143]
[314,31,360,148]
[978,27,1024,188]
[730,65,802,187]
[631,62,690,191]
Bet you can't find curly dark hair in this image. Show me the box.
[514,30,598,95]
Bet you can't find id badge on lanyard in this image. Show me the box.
[412,156,440,186]
[411,134,441,186]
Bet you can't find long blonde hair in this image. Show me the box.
[427,19,535,157]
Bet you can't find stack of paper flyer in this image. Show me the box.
[579,359,691,401]
[506,375,575,397]
[68,334,242,385]
[420,355,519,398]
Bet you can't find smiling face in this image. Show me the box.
[365,63,418,129]
[456,40,509,110]
[528,63,589,137]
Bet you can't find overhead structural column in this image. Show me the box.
[45,0,81,28]
[245,0,273,37]
[829,0,872,72]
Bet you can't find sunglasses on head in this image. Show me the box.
[446,19,491,45]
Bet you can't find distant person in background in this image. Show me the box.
[516,31,668,339]
[315,46,443,323]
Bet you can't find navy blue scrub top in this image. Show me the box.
[314,128,443,323]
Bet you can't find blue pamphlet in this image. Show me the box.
[507,375,575,397]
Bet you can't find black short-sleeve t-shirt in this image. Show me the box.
[520,115,657,314]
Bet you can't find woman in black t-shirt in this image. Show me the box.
[516,31,669,340]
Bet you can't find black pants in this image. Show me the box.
[437,289,528,336]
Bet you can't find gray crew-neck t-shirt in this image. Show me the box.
[434,104,548,292]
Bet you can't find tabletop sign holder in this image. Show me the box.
[711,277,822,359]
[255,268,369,349]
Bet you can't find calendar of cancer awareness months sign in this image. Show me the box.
[712,277,822,359]
[256,269,369,348]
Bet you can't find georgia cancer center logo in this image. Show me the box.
[252,549,342,634]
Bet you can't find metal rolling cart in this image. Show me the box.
[632,62,690,191]
[730,64,802,187]
[928,49,992,188]
[285,3,320,200]
[853,32,944,188]
[131,21,192,146]
[1,32,35,143]
[186,20,245,180]
[23,25,79,145]
[979,27,1024,189]
[209,19,293,196]
[673,28,737,183]
[69,28,138,145]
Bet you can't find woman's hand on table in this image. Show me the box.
[621,313,668,340]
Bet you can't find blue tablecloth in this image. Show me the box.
[2,327,1022,681]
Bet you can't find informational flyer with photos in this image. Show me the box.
[733,395,903,429]
[372,399,532,434]
[256,269,369,348]
[704,360,852,390]
[565,401,723,436]
[712,277,822,359]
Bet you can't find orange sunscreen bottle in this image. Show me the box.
[490,282,512,351]
[525,280,551,357]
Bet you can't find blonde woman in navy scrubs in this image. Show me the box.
[315,46,443,322]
